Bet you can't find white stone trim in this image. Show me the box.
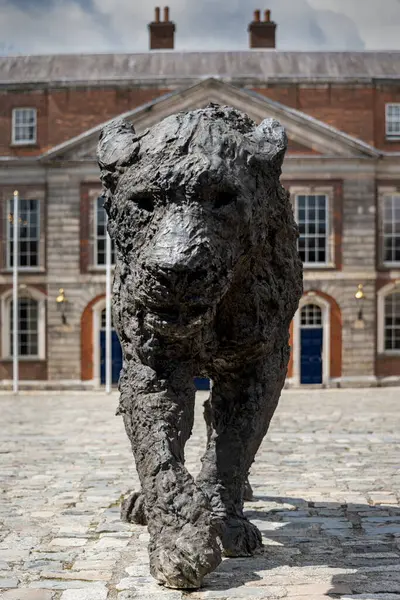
[377,281,400,355]
[292,293,331,386]
[91,296,106,388]
[0,286,46,360]
[331,375,378,383]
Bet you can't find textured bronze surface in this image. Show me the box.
[97,104,303,589]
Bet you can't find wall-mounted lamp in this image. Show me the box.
[56,288,68,325]
[354,283,366,329]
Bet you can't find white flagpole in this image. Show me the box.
[105,217,112,395]
[12,190,19,395]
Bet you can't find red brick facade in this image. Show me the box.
[1,82,400,157]
[0,88,169,157]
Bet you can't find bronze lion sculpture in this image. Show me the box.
[97,104,303,589]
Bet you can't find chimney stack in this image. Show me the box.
[248,9,276,49]
[148,6,175,50]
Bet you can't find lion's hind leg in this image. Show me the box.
[197,351,287,557]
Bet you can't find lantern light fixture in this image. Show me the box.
[354,283,366,329]
[56,288,68,325]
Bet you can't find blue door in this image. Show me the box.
[100,330,123,385]
[300,327,323,384]
[194,377,211,391]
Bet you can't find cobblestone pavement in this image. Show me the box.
[0,388,400,600]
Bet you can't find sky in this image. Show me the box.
[1,0,400,55]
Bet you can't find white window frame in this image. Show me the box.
[1,287,46,360]
[381,192,400,267]
[300,303,323,328]
[377,282,400,356]
[6,197,41,271]
[12,108,37,145]
[386,103,400,140]
[291,186,334,269]
[90,191,115,270]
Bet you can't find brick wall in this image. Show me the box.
[0,87,169,157]
[0,89,49,157]
[253,83,400,150]
[1,82,400,158]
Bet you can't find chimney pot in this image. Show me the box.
[148,6,175,49]
[248,8,276,48]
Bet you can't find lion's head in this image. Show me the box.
[98,104,288,337]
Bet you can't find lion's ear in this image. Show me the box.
[247,118,287,171]
[97,118,141,193]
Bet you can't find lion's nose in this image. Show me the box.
[142,211,208,273]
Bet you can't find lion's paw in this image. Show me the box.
[149,525,221,589]
[120,490,147,525]
[220,516,262,557]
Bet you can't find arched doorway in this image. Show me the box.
[89,297,123,387]
[300,304,324,384]
[99,308,123,385]
[292,293,332,386]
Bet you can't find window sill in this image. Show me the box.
[303,263,337,270]
[1,357,45,362]
[1,268,46,274]
[87,266,116,272]
[379,263,400,270]
[385,136,400,142]
[377,351,400,357]
[10,142,38,148]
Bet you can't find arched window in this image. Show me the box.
[1,288,46,359]
[384,290,400,351]
[300,304,322,327]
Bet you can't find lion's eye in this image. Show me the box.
[214,191,236,209]
[137,196,154,213]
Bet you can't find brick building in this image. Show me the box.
[1,9,400,389]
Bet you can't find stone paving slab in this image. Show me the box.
[0,387,399,600]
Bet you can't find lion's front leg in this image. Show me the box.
[119,359,221,589]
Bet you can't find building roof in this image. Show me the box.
[1,51,400,87]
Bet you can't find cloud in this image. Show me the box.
[0,0,398,55]
[308,0,400,50]
[0,0,110,54]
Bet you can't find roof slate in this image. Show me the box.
[1,51,400,85]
